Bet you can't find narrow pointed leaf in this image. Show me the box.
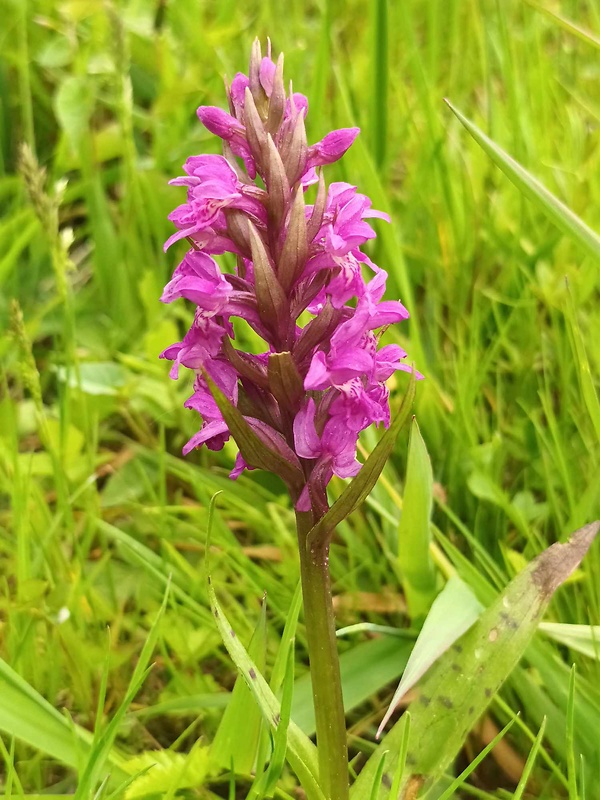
[398,418,436,618]
[307,374,416,546]
[351,521,599,800]
[445,100,600,261]
[513,718,547,800]
[527,1,600,51]
[539,622,600,660]
[207,580,324,800]
[211,601,268,773]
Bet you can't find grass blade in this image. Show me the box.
[527,1,600,51]
[211,599,268,774]
[436,717,516,800]
[512,717,547,799]
[445,100,600,261]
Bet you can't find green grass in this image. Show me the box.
[0,0,599,796]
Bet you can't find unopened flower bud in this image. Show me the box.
[293,298,341,364]
[307,127,360,168]
[225,209,252,256]
[249,38,268,115]
[197,106,243,139]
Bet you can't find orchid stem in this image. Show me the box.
[296,511,349,800]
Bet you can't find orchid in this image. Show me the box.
[161,43,419,503]
[161,39,421,800]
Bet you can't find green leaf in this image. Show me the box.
[398,417,436,617]
[0,657,125,776]
[207,582,324,800]
[377,576,484,737]
[307,373,416,546]
[527,1,600,51]
[54,76,95,149]
[513,718,547,799]
[445,100,600,261]
[211,600,268,774]
[75,583,170,797]
[351,521,599,800]
[539,622,600,659]
[124,744,211,799]
[56,362,129,396]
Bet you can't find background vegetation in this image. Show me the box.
[1,0,599,796]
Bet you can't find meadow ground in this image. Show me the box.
[1,0,599,797]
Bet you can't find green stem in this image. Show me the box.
[296,511,349,800]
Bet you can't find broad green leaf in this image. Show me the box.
[308,374,415,546]
[445,100,600,261]
[207,581,324,800]
[377,576,484,737]
[539,622,600,659]
[211,600,268,774]
[398,418,436,617]
[56,362,129,396]
[351,521,599,800]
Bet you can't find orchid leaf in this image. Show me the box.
[207,580,324,800]
[351,521,599,800]
[445,100,600,261]
[308,373,416,545]
[398,417,436,618]
[211,599,268,774]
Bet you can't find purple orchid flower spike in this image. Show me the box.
[161,42,421,507]
[160,40,422,800]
